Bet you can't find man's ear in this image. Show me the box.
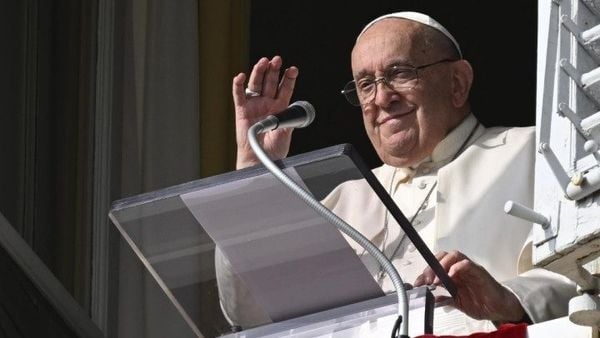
[450,60,474,108]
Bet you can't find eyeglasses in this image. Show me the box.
[340,58,457,106]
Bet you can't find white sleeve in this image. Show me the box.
[214,246,271,329]
[503,268,578,323]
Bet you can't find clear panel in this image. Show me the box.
[109,145,400,337]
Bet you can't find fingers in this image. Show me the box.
[446,256,473,280]
[277,66,299,102]
[412,251,521,322]
[246,57,269,93]
[435,251,469,284]
[414,250,469,286]
[414,251,447,286]
[232,72,247,108]
[262,56,283,98]
[444,259,523,322]
[241,56,297,101]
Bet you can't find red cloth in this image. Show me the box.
[415,323,528,338]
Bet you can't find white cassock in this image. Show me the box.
[216,114,577,334]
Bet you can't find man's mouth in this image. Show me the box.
[378,109,415,125]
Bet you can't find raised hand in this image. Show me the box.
[414,250,527,323]
[232,56,299,169]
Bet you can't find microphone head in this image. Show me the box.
[289,101,316,128]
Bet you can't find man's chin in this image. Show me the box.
[379,147,420,168]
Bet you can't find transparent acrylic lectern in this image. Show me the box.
[109,144,437,338]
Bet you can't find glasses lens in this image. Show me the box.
[387,67,418,91]
[341,66,420,107]
[341,81,361,106]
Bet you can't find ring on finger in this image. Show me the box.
[245,88,261,97]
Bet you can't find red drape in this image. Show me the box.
[416,323,528,338]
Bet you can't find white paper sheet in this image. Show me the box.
[180,168,383,322]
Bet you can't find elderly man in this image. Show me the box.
[221,11,576,333]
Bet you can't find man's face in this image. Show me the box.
[351,19,461,168]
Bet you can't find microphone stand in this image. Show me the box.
[248,121,410,338]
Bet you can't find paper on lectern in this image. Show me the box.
[180,167,383,322]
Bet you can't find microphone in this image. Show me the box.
[247,98,410,336]
[256,101,316,133]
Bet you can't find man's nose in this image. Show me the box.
[373,79,399,106]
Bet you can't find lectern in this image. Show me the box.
[109,144,439,337]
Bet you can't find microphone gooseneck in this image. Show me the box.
[248,101,410,337]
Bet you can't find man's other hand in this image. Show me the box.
[414,250,527,324]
